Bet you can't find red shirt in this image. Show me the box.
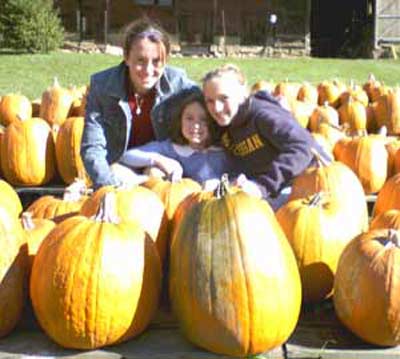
[127,88,156,148]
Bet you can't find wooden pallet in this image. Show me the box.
[1,301,399,359]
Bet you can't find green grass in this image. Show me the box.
[1,51,400,100]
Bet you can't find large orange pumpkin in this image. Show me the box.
[373,172,400,217]
[55,116,90,185]
[290,153,369,238]
[333,134,388,194]
[333,229,400,346]
[370,209,400,230]
[39,78,74,127]
[169,179,301,356]
[276,193,355,303]
[30,193,162,349]
[1,117,56,186]
[0,208,27,338]
[80,184,168,263]
[0,179,23,218]
[21,212,55,277]
[146,177,201,221]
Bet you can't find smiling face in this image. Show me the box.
[124,37,166,95]
[180,101,211,149]
[203,74,247,127]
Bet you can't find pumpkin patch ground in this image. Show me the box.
[2,72,400,357]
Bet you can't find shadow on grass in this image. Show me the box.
[0,48,37,55]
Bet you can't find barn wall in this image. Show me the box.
[375,0,400,45]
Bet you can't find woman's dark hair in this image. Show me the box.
[169,91,221,146]
[122,18,170,63]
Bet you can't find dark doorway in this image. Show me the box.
[311,0,374,58]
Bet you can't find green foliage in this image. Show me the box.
[0,0,64,53]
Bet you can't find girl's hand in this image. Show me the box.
[153,154,183,182]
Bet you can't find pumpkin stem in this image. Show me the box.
[21,211,35,230]
[368,73,376,82]
[52,77,60,88]
[93,192,120,224]
[378,126,387,137]
[386,229,400,248]
[310,147,330,168]
[215,173,230,198]
[308,192,324,207]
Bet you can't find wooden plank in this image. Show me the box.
[1,302,399,358]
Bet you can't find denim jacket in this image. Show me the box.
[81,62,198,189]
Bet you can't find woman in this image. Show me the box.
[81,18,198,189]
[202,64,331,210]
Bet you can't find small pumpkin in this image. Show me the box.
[0,93,32,126]
[26,179,89,223]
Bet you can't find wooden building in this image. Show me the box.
[56,0,400,57]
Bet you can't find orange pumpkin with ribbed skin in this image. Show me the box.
[290,100,315,128]
[169,180,301,356]
[290,154,368,238]
[308,102,339,133]
[297,82,318,104]
[370,209,400,230]
[317,81,341,107]
[373,173,400,217]
[333,135,388,194]
[80,184,168,263]
[333,229,400,346]
[276,193,354,303]
[55,116,90,185]
[21,212,55,276]
[373,88,400,135]
[339,82,369,108]
[147,178,201,221]
[30,193,162,349]
[0,93,32,126]
[0,208,27,338]
[1,117,56,186]
[386,139,400,178]
[338,97,367,136]
[39,78,74,127]
[27,180,89,223]
[0,179,23,218]
[363,73,381,103]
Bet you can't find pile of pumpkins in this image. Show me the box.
[0,78,89,186]
[0,75,399,356]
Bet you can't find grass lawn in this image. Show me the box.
[1,51,400,100]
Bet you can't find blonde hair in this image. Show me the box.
[202,64,247,87]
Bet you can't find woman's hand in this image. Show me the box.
[232,174,266,198]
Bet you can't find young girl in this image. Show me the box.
[119,91,237,185]
[202,64,331,210]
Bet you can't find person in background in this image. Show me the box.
[119,91,237,186]
[202,64,331,210]
[81,17,198,189]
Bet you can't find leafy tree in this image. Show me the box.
[0,0,64,53]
